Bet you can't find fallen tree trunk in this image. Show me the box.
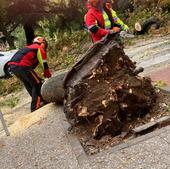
[63,33,156,139]
[41,69,68,103]
[134,17,161,35]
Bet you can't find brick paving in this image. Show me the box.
[148,67,170,85]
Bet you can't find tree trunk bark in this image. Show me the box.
[24,24,35,45]
[3,30,16,49]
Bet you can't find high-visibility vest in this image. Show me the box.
[84,9,128,32]
[84,11,111,31]
[103,11,112,29]
[111,9,128,31]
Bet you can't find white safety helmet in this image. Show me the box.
[33,36,48,50]
[33,36,46,44]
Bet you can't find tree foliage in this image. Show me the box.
[0,0,86,48]
[0,0,17,49]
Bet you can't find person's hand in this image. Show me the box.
[112,27,121,33]
[43,69,52,78]
[109,27,121,34]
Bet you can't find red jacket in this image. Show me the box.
[8,44,47,69]
[85,4,110,43]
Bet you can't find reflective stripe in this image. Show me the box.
[103,11,111,29]
[88,24,97,30]
[113,17,118,22]
[37,48,44,69]
[88,23,99,33]
[43,60,47,63]
[36,96,41,110]
[30,70,40,84]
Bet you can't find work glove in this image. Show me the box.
[109,27,121,34]
[43,69,52,78]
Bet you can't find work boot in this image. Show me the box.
[133,67,144,75]
[40,100,49,107]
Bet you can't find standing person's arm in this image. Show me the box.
[37,47,52,78]
[85,13,110,37]
[111,9,129,31]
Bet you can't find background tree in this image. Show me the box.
[8,0,50,45]
[0,0,18,49]
[0,0,86,48]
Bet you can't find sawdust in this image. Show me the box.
[0,139,5,149]
[6,103,56,136]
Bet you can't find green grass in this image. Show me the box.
[0,96,19,108]
[166,105,170,114]
[47,30,90,70]
[0,77,22,96]
[168,40,170,44]
[154,80,167,88]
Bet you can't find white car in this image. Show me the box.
[0,50,18,77]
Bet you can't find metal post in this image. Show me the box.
[0,109,10,136]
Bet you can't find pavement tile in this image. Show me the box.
[0,135,37,169]
[83,138,161,169]
[83,153,126,169]
[30,108,79,169]
[110,136,170,169]
[0,107,80,169]
[164,125,170,131]
[158,130,170,144]
[143,136,169,154]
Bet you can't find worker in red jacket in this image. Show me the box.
[85,0,129,43]
[8,36,52,112]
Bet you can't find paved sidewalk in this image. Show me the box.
[0,105,79,169]
[0,103,169,169]
[0,36,170,169]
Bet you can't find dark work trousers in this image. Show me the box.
[10,65,44,112]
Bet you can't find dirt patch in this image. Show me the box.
[73,90,170,155]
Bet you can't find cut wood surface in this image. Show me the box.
[41,70,68,103]
[134,17,161,34]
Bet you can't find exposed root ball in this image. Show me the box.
[64,34,156,138]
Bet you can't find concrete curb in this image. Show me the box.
[91,126,169,159]
[160,86,170,93]
[61,112,89,164]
